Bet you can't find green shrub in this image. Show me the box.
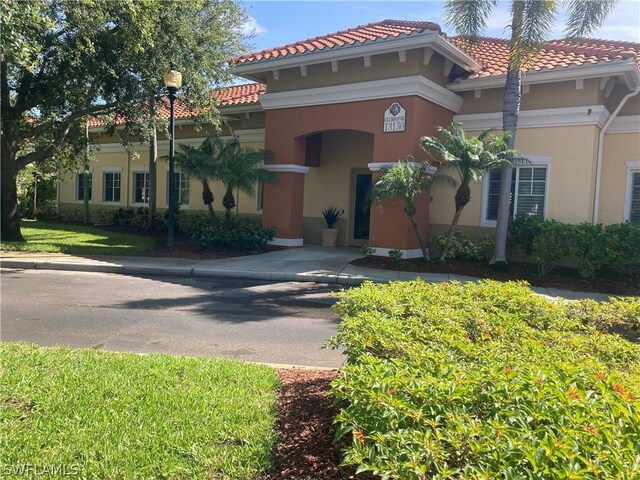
[508,214,545,255]
[437,232,494,262]
[567,222,609,280]
[188,215,274,251]
[605,222,640,280]
[329,280,640,479]
[360,245,376,257]
[388,249,403,263]
[177,211,216,236]
[532,219,570,276]
[109,207,167,232]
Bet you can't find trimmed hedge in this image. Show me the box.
[329,280,640,479]
[178,211,274,251]
[508,215,640,279]
[437,232,495,262]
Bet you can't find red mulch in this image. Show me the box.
[352,257,640,296]
[259,369,367,480]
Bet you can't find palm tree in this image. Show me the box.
[371,157,456,261]
[420,122,518,261]
[173,135,238,218]
[445,0,617,268]
[218,146,275,220]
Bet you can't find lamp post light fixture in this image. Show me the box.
[163,63,182,252]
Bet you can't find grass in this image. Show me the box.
[1,343,280,479]
[0,220,157,255]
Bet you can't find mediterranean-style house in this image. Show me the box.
[59,20,640,257]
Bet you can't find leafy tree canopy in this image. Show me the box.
[1,0,249,241]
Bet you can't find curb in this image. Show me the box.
[1,259,372,285]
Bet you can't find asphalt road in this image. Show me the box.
[1,268,347,368]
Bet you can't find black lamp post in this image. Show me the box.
[163,63,182,251]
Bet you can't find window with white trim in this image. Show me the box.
[165,171,190,206]
[103,172,121,203]
[485,166,547,221]
[628,172,640,223]
[76,173,92,201]
[133,172,150,204]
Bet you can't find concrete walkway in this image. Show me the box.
[0,246,616,301]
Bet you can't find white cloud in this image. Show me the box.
[240,16,267,38]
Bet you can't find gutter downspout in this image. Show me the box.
[593,85,640,224]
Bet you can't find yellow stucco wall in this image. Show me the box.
[599,131,640,224]
[429,125,601,227]
[267,48,449,93]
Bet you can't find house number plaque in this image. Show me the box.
[383,102,406,132]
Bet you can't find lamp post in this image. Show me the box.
[163,63,182,252]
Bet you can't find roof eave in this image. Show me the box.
[447,59,640,91]
[231,31,481,75]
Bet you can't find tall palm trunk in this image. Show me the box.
[490,68,521,267]
[201,180,216,218]
[83,123,90,225]
[441,182,471,261]
[222,187,235,219]
[408,214,430,261]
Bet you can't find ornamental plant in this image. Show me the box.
[329,280,640,479]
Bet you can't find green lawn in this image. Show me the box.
[0,221,157,255]
[1,343,280,480]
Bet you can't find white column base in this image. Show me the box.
[269,237,304,247]
[373,247,424,259]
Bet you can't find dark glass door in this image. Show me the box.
[353,173,372,240]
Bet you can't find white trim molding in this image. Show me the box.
[624,160,640,222]
[269,237,304,247]
[454,105,611,131]
[232,31,480,79]
[608,115,640,134]
[263,164,310,174]
[368,161,437,174]
[373,247,425,259]
[259,75,463,113]
[448,59,640,92]
[233,128,265,143]
[100,166,122,173]
[91,137,225,154]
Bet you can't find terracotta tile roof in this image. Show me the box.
[88,83,265,127]
[448,36,640,78]
[232,19,442,64]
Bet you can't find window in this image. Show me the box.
[133,172,150,204]
[628,171,640,223]
[257,180,264,211]
[76,173,92,201]
[485,166,547,221]
[166,172,190,206]
[103,172,121,203]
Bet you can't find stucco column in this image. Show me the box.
[262,164,310,246]
[367,162,433,258]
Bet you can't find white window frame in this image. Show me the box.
[101,167,122,204]
[74,168,93,203]
[481,155,552,227]
[624,160,640,222]
[164,170,190,209]
[132,167,150,206]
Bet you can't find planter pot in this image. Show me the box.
[321,227,339,247]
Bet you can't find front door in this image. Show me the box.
[350,170,372,246]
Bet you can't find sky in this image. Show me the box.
[240,0,640,54]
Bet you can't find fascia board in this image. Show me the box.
[231,31,479,74]
[259,75,463,113]
[448,59,640,92]
[608,115,640,134]
[454,105,611,130]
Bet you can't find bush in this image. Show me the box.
[567,222,609,280]
[388,249,403,263]
[108,207,167,232]
[329,281,640,479]
[605,222,640,280]
[187,215,274,251]
[437,232,495,262]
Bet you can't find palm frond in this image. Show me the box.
[444,0,497,42]
[564,0,616,38]
[510,0,559,71]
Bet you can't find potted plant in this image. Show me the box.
[321,206,343,247]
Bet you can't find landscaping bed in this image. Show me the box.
[328,280,640,479]
[1,343,279,479]
[352,256,640,296]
